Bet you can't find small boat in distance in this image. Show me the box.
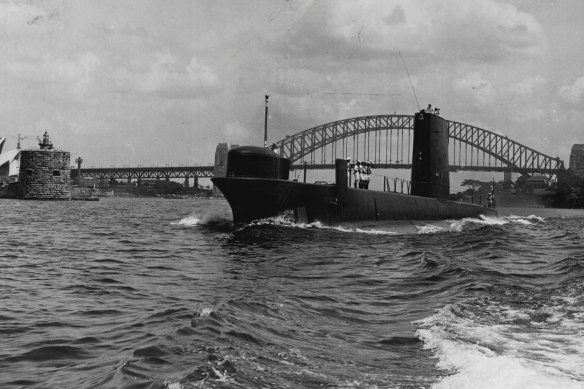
[212,109,497,227]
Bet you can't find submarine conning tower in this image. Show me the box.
[226,146,290,180]
[410,109,450,199]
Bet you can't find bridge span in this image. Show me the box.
[276,114,564,176]
[79,165,213,187]
[79,114,565,184]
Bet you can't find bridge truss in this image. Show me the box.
[80,114,565,185]
[276,114,564,176]
[80,166,213,184]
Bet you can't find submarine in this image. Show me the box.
[212,109,497,227]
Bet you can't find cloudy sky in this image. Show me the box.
[1,0,583,168]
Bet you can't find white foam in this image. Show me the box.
[416,225,445,234]
[210,365,231,382]
[172,212,231,227]
[445,213,546,232]
[239,212,546,236]
[197,307,213,317]
[416,299,584,389]
[164,382,182,389]
[478,214,510,225]
[354,227,399,235]
[171,215,201,226]
[506,214,546,224]
[242,216,399,235]
[419,338,581,389]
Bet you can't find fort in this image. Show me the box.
[17,132,71,200]
[0,132,96,200]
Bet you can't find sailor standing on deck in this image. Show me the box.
[354,160,362,188]
[358,161,367,189]
[488,192,494,208]
[346,158,352,185]
[364,161,372,189]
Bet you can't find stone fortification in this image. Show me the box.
[17,132,71,200]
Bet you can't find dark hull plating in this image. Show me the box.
[212,177,497,226]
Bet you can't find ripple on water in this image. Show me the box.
[1,199,584,388]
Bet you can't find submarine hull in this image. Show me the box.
[212,176,496,227]
[213,111,497,228]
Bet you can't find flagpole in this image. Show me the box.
[264,95,269,148]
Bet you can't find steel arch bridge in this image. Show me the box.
[275,114,565,176]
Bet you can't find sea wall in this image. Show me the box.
[18,150,71,199]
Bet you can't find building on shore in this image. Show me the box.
[212,142,239,196]
[0,137,21,187]
[569,144,584,177]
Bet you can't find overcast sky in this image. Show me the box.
[1,0,583,168]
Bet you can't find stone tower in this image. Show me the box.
[18,131,71,199]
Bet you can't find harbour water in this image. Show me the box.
[1,197,584,388]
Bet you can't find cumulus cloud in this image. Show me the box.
[3,52,100,87]
[428,0,544,57]
[338,98,360,117]
[558,77,584,105]
[453,72,496,106]
[0,2,50,34]
[287,0,544,63]
[222,121,250,143]
[186,57,220,89]
[271,67,336,98]
[0,0,578,166]
[509,75,547,95]
[0,2,89,91]
[75,52,101,88]
[110,53,220,98]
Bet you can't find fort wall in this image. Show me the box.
[18,150,71,200]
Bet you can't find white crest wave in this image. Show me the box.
[171,215,201,226]
[238,213,547,236]
[415,293,584,389]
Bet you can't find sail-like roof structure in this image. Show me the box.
[0,139,20,182]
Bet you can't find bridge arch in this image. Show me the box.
[275,114,564,176]
[447,120,564,175]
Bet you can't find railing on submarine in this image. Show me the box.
[382,175,411,195]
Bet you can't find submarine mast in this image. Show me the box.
[264,94,269,148]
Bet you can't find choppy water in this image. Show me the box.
[1,197,584,389]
